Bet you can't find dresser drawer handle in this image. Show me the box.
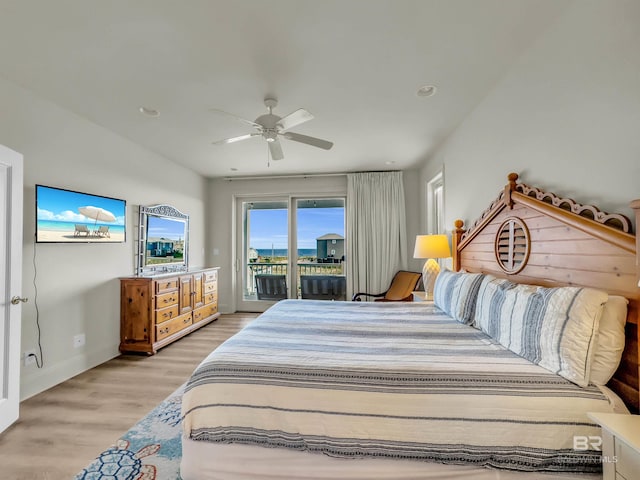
[183,318,190,324]
[160,327,169,335]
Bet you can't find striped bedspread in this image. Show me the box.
[182,300,616,473]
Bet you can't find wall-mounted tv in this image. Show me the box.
[35,185,126,243]
[136,204,189,275]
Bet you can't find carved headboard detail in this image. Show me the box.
[460,173,633,245]
[452,173,640,413]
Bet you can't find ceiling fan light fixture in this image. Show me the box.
[263,129,278,142]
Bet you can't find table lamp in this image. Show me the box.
[413,234,451,300]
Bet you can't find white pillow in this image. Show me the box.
[589,295,628,385]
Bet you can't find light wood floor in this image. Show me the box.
[0,313,258,480]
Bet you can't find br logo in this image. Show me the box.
[573,435,603,451]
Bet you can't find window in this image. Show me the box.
[427,170,444,234]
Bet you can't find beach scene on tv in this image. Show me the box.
[36,185,126,243]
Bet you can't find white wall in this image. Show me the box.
[207,172,420,312]
[419,1,640,232]
[0,76,208,400]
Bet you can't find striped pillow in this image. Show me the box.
[474,280,608,387]
[473,275,516,333]
[433,269,485,324]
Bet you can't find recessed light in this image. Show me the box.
[139,106,160,117]
[416,85,437,97]
[385,161,396,165]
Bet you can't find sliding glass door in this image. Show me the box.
[235,195,346,311]
[236,198,289,311]
[294,198,345,300]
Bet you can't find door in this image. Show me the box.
[192,272,205,309]
[236,198,289,312]
[0,145,24,433]
[294,198,346,300]
[235,195,346,311]
[178,275,194,314]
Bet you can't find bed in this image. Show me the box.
[181,173,640,480]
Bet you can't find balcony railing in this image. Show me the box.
[245,262,344,298]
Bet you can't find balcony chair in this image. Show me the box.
[352,270,422,302]
[300,275,346,301]
[255,274,288,301]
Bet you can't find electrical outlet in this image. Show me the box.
[24,349,37,366]
[73,333,86,348]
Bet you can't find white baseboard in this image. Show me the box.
[20,345,120,401]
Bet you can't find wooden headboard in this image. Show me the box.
[452,173,640,413]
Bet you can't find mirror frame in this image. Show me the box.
[136,204,189,276]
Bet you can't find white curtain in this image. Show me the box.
[346,171,408,299]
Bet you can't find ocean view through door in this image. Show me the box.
[236,196,346,311]
[295,198,345,300]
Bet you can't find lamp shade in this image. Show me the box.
[413,234,451,259]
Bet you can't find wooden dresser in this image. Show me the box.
[120,267,220,354]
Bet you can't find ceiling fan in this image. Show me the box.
[211,97,333,161]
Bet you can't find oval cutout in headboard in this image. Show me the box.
[495,217,530,275]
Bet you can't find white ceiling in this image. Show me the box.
[0,0,570,178]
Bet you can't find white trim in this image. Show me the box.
[20,346,119,401]
[426,168,444,234]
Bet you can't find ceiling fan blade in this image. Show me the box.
[283,132,333,150]
[277,108,314,131]
[212,133,260,145]
[268,138,284,160]
[209,108,262,129]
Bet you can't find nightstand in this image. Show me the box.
[412,291,431,302]
[588,412,640,480]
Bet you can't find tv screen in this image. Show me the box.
[36,185,126,243]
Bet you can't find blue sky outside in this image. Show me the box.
[147,216,186,240]
[249,207,345,250]
[36,186,126,225]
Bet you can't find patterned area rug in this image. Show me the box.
[74,384,184,480]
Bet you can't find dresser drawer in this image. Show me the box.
[204,292,218,305]
[616,437,640,480]
[156,313,192,341]
[193,303,218,323]
[156,291,178,309]
[204,270,217,283]
[155,304,179,324]
[155,278,179,294]
[204,282,217,294]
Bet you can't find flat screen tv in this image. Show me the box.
[35,185,126,243]
[136,204,189,275]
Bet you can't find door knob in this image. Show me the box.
[11,296,28,305]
